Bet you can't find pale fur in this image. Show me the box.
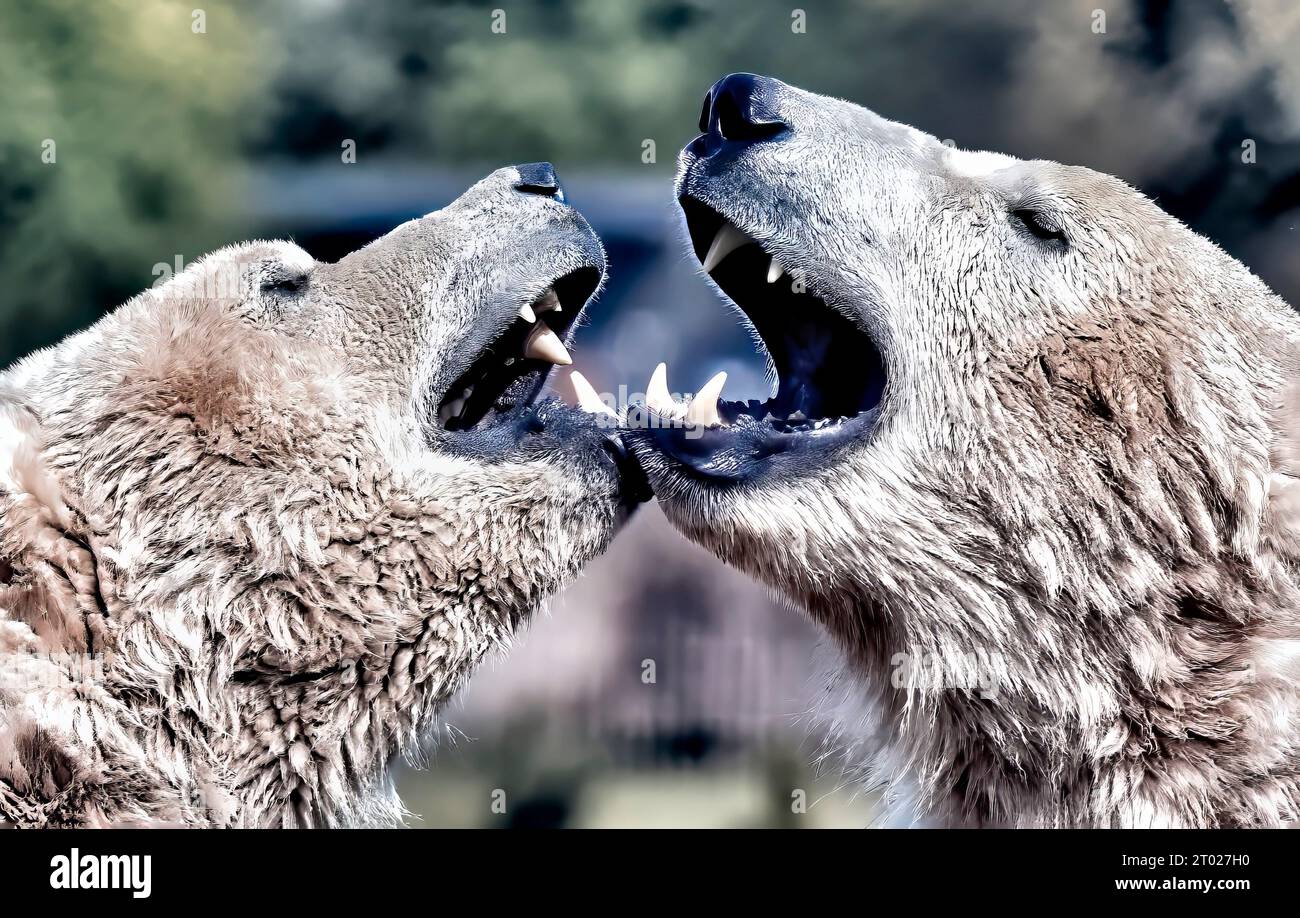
[0,167,627,827]
[632,78,1300,827]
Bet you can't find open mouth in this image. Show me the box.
[437,266,602,431]
[631,198,887,480]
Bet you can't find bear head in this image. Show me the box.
[0,164,644,826]
[626,75,1300,826]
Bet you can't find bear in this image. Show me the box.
[0,163,643,828]
[625,74,1300,827]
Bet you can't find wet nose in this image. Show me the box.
[697,73,789,143]
[513,162,566,204]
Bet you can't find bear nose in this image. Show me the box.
[698,73,788,143]
[513,162,566,204]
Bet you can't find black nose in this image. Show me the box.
[513,162,566,203]
[697,73,788,143]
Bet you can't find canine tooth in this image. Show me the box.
[524,323,572,366]
[686,371,727,427]
[702,221,753,273]
[570,370,619,421]
[518,301,537,323]
[439,397,465,425]
[766,256,785,284]
[534,289,561,314]
[647,362,681,417]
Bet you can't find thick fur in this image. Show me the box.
[0,167,628,827]
[632,78,1300,827]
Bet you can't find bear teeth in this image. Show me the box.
[533,288,561,314]
[702,218,788,287]
[438,394,467,426]
[569,371,620,422]
[646,363,684,419]
[523,322,572,366]
[518,287,560,324]
[685,371,727,427]
[643,362,729,429]
[702,220,754,273]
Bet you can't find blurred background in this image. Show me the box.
[2,0,1298,827]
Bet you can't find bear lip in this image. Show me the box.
[622,196,887,483]
[435,265,601,434]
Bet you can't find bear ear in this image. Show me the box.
[252,241,315,287]
[237,242,318,324]
[255,257,314,296]
[179,240,317,324]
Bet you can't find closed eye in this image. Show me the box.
[1012,208,1067,246]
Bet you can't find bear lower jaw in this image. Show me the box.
[623,403,878,487]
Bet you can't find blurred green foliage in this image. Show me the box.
[253,0,827,166]
[5,0,1293,365]
[1,0,925,366]
[0,0,265,363]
